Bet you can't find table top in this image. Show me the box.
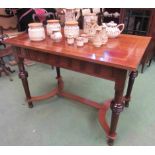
[4,32,151,71]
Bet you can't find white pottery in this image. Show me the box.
[103,21,125,38]
[46,20,61,36]
[83,13,98,37]
[50,29,62,42]
[28,23,45,41]
[80,33,88,43]
[64,21,79,38]
[64,8,76,22]
[93,27,102,47]
[67,37,74,45]
[67,34,74,45]
[101,26,108,44]
[76,37,84,47]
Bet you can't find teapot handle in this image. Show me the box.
[117,23,125,33]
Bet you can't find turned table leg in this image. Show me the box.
[141,63,145,73]
[18,58,33,108]
[107,70,127,145]
[56,67,64,94]
[124,71,138,107]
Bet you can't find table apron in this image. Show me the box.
[14,47,126,81]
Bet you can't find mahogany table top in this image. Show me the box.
[4,33,151,71]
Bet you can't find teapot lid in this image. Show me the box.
[107,21,117,27]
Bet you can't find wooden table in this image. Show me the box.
[4,33,151,145]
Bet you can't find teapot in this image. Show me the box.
[103,21,125,38]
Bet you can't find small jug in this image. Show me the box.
[83,13,98,38]
[99,25,108,44]
[93,27,103,47]
[76,37,84,47]
[67,34,74,45]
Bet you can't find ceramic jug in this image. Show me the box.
[64,8,76,22]
[92,27,103,47]
[83,13,98,38]
[103,21,125,38]
[101,26,108,44]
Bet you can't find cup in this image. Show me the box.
[76,37,84,47]
[80,33,88,43]
[67,34,74,45]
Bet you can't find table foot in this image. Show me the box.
[98,99,118,145]
[123,96,130,108]
[28,103,33,108]
[107,138,114,146]
[125,103,129,107]
[125,98,130,108]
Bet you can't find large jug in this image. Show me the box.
[83,13,98,38]
[64,8,76,22]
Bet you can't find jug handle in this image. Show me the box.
[117,23,125,33]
